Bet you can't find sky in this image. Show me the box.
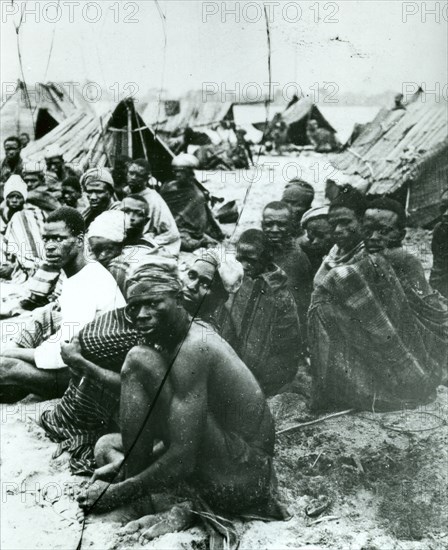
[1,0,447,104]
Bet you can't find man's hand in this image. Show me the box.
[60,336,82,364]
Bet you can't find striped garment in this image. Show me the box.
[39,308,143,475]
[2,206,46,282]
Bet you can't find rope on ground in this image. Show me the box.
[277,409,355,436]
[358,410,448,434]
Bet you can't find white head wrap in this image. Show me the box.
[4,175,28,201]
[172,154,200,169]
[88,210,126,243]
[200,245,244,294]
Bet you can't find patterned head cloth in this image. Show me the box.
[301,206,329,228]
[88,210,126,243]
[4,175,28,200]
[126,256,182,300]
[80,167,115,193]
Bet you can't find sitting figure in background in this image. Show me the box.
[220,229,302,396]
[281,179,315,239]
[0,175,46,283]
[261,201,312,341]
[1,136,23,187]
[22,161,60,213]
[0,207,125,402]
[88,210,159,295]
[60,176,83,210]
[300,206,333,276]
[430,189,448,299]
[314,188,367,287]
[122,161,181,256]
[81,168,121,229]
[76,258,287,542]
[160,154,218,252]
[181,249,243,330]
[309,194,448,412]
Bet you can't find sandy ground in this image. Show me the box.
[1,154,446,550]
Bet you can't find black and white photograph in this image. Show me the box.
[0,1,447,548]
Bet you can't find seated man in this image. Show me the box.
[430,189,448,299]
[220,230,302,396]
[182,249,243,330]
[0,175,46,283]
[0,207,125,401]
[300,206,333,276]
[60,176,83,210]
[1,136,23,187]
[22,161,60,213]
[81,168,121,228]
[123,160,180,256]
[76,258,286,537]
[88,210,159,295]
[281,179,315,239]
[160,154,220,252]
[261,201,312,335]
[309,197,448,412]
[314,188,367,287]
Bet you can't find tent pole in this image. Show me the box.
[127,103,133,159]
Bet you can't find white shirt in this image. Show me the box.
[34,261,126,370]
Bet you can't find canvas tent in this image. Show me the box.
[21,98,174,183]
[253,96,337,147]
[333,90,448,226]
[0,80,94,142]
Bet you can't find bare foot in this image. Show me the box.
[119,501,194,542]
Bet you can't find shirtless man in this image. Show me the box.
[76,259,280,538]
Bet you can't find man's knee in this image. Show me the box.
[94,433,122,465]
[121,345,167,382]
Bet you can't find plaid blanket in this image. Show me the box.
[309,253,448,411]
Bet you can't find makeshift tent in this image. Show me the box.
[0,80,93,141]
[333,90,448,226]
[143,96,234,134]
[253,96,337,147]
[21,98,174,183]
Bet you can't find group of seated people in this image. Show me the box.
[0,133,447,539]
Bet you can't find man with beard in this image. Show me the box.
[81,168,121,228]
[261,201,312,339]
[1,137,23,188]
[75,257,286,541]
[123,160,180,256]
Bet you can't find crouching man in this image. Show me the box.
[77,258,286,539]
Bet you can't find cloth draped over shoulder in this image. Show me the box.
[219,265,301,395]
[309,251,448,411]
[160,179,223,250]
[1,207,46,282]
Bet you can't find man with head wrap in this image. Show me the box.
[81,167,121,228]
[181,247,244,330]
[22,161,61,213]
[76,255,287,537]
[88,209,159,295]
[300,205,333,276]
[0,175,46,282]
[220,229,302,396]
[281,179,315,238]
[160,154,219,252]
